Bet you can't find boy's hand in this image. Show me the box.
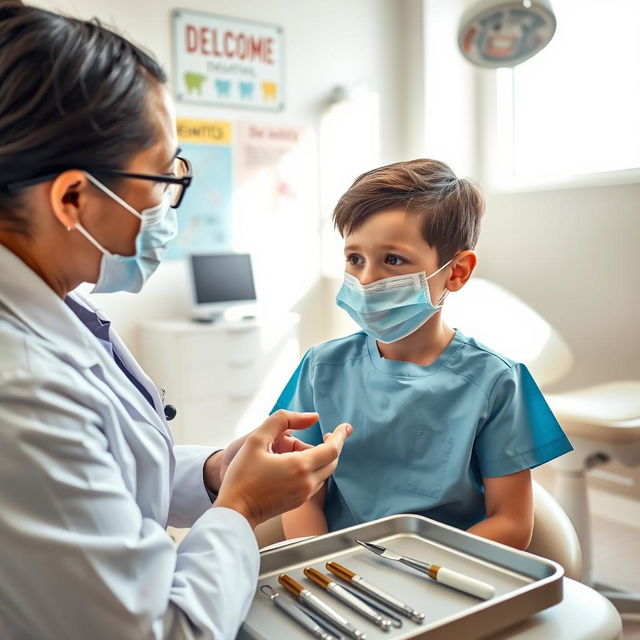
[214,410,352,529]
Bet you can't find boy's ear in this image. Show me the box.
[447,250,477,292]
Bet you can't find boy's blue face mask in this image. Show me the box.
[335,259,453,343]
[74,173,177,294]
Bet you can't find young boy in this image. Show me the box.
[273,159,572,549]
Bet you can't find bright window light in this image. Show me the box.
[495,0,640,182]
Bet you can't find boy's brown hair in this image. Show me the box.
[332,159,485,265]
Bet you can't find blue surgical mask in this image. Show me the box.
[335,260,453,343]
[75,173,177,294]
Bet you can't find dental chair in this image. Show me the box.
[255,480,583,581]
[442,278,640,614]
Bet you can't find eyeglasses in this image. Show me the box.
[93,156,192,209]
[5,156,193,209]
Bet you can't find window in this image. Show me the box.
[493,0,640,184]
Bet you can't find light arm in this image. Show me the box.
[467,469,533,550]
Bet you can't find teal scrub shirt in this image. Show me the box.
[272,330,573,532]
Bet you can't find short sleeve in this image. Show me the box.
[474,363,573,478]
[270,349,322,446]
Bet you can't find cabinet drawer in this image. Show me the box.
[178,328,261,371]
[176,358,267,400]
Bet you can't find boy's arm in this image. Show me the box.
[467,469,533,550]
[281,482,328,539]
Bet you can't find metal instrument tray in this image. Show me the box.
[237,514,564,640]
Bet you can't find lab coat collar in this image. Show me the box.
[69,290,170,433]
[0,244,101,369]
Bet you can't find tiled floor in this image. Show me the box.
[592,515,640,639]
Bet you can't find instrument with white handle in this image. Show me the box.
[429,566,495,600]
[356,540,495,600]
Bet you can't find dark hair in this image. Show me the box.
[0,0,167,233]
[333,159,486,265]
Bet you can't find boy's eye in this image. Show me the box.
[385,254,406,266]
[346,254,363,265]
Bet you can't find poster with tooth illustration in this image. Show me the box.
[173,10,284,111]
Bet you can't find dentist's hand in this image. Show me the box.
[214,410,352,529]
[215,419,315,487]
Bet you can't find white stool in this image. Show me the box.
[546,380,640,614]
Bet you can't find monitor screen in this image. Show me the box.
[189,253,256,306]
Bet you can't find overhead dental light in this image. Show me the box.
[458,0,556,67]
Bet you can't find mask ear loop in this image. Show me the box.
[435,289,449,307]
[73,171,145,256]
[428,256,458,307]
[84,172,143,220]
[425,257,454,280]
[74,221,111,256]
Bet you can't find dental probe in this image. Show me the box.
[326,562,425,624]
[260,585,338,640]
[304,567,392,631]
[278,573,367,640]
[356,539,495,600]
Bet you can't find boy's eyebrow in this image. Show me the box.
[344,243,416,252]
[377,243,415,251]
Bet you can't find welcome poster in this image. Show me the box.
[173,10,284,111]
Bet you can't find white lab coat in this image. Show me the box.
[0,245,259,639]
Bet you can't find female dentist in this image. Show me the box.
[0,3,352,639]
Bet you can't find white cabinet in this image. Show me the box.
[138,314,300,447]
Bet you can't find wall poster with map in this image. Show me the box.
[164,118,233,260]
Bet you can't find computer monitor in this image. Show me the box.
[188,252,257,321]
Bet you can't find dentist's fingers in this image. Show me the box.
[301,422,352,475]
[216,417,352,528]
[272,434,314,454]
[251,409,319,445]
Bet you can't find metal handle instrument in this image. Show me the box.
[304,567,392,631]
[260,585,338,640]
[279,573,367,640]
[326,562,425,624]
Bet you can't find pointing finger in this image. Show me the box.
[252,410,319,444]
[300,423,353,472]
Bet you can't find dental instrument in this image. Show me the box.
[325,562,425,623]
[260,585,339,640]
[303,567,392,631]
[278,573,367,640]
[356,540,495,600]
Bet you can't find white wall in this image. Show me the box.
[419,0,640,392]
[478,181,640,391]
[472,24,640,392]
[33,0,414,356]
[32,0,639,391]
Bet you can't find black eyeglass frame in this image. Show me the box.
[4,156,193,209]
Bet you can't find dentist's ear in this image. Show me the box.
[48,170,90,230]
[446,250,477,292]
